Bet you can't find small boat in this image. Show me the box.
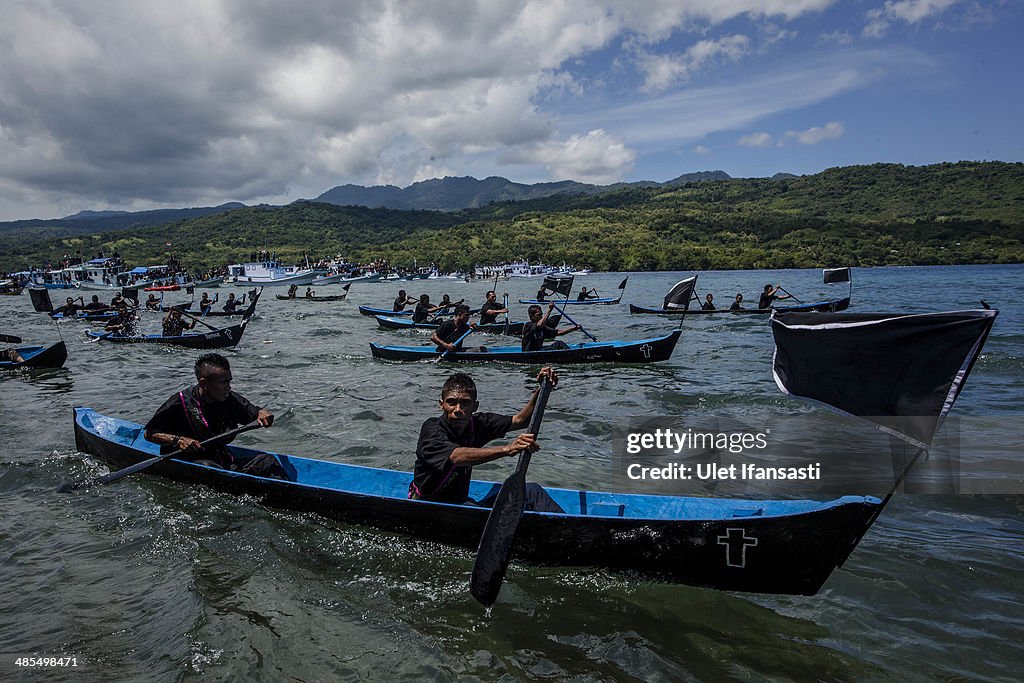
[84,291,260,349]
[275,294,348,302]
[358,305,481,318]
[0,280,24,295]
[519,296,620,305]
[374,315,562,337]
[144,284,180,292]
[1,341,68,370]
[50,309,120,322]
[370,330,681,364]
[71,406,881,595]
[629,298,851,315]
[224,260,325,286]
[193,276,225,288]
[520,276,627,305]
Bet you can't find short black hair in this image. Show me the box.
[454,304,470,315]
[528,304,542,318]
[441,372,477,400]
[194,353,230,380]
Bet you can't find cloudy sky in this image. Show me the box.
[0,0,1020,220]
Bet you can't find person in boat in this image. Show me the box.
[701,293,716,311]
[199,293,213,314]
[110,292,127,308]
[162,308,196,337]
[438,294,463,312]
[2,347,25,363]
[222,292,242,313]
[758,284,792,309]
[104,304,138,335]
[84,295,108,312]
[410,367,563,512]
[145,293,161,311]
[431,304,485,353]
[287,284,298,299]
[393,289,417,312]
[729,293,744,311]
[521,303,578,352]
[54,296,84,317]
[478,290,509,325]
[576,287,597,302]
[305,287,314,299]
[536,286,548,302]
[144,353,284,478]
[413,294,448,323]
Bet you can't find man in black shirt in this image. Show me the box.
[758,284,792,309]
[53,296,83,317]
[478,290,508,325]
[521,303,578,352]
[701,293,716,311]
[393,289,417,312]
[162,308,196,337]
[410,368,563,512]
[729,293,744,311]
[576,287,597,301]
[413,294,447,323]
[84,295,108,311]
[222,292,242,312]
[431,304,477,352]
[145,353,283,477]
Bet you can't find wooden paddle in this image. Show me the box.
[435,326,474,362]
[177,308,221,332]
[777,286,803,304]
[0,334,23,343]
[550,301,597,341]
[502,293,510,336]
[57,420,262,493]
[470,375,553,606]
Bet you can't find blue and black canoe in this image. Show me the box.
[1,341,68,370]
[519,295,621,305]
[629,297,851,316]
[71,406,882,595]
[84,290,260,349]
[374,314,563,337]
[359,304,481,317]
[370,330,681,364]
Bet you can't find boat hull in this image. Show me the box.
[374,315,560,336]
[72,407,881,595]
[1,341,68,369]
[630,297,851,315]
[275,294,347,302]
[519,297,620,305]
[370,330,682,364]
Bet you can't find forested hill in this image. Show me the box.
[3,161,1022,272]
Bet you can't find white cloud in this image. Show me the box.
[818,30,854,45]
[515,129,636,183]
[864,0,960,38]
[693,145,711,154]
[637,35,752,93]
[785,121,845,144]
[739,132,777,147]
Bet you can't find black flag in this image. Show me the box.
[618,277,629,290]
[663,276,697,310]
[770,309,997,448]
[823,267,851,284]
[29,287,54,312]
[542,275,574,298]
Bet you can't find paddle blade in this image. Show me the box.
[0,334,22,343]
[469,469,527,606]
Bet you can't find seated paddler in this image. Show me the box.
[144,353,285,478]
[410,368,564,513]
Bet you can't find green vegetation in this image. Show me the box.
[3,161,1023,273]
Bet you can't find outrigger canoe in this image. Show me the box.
[629,297,851,315]
[374,314,563,337]
[1,341,68,370]
[370,330,681,363]
[71,406,881,595]
[84,291,260,349]
[519,296,621,305]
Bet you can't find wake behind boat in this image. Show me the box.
[370,330,681,364]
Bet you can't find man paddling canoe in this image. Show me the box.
[410,368,563,512]
[478,290,508,325]
[521,303,578,352]
[162,307,196,337]
[144,353,283,477]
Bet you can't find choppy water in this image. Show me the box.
[1,265,1022,681]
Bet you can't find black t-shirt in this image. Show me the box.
[758,293,777,309]
[412,412,513,503]
[393,296,407,312]
[435,319,470,349]
[701,301,716,311]
[479,300,503,325]
[413,301,431,323]
[521,320,556,351]
[145,385,261,459]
